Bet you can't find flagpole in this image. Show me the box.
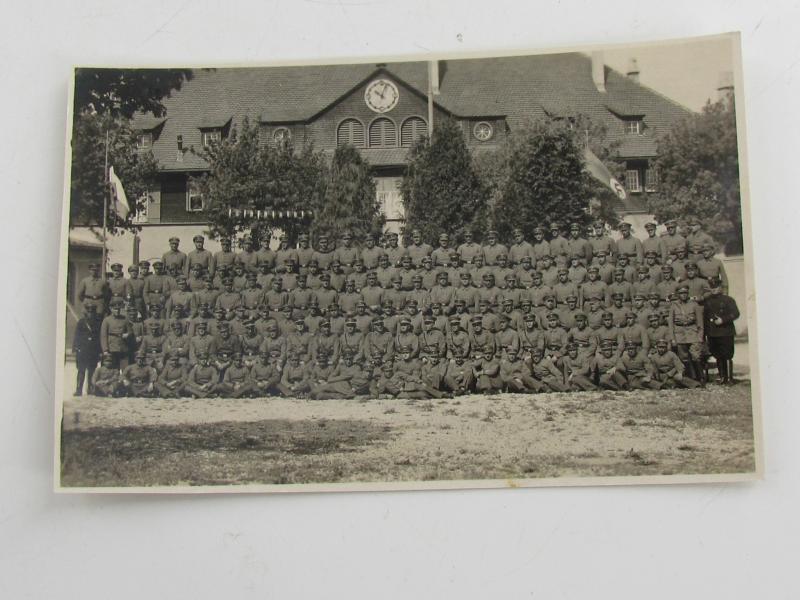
[102,128,109,281]
[427,63,434,137]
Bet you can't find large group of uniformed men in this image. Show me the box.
[72,217,740,399]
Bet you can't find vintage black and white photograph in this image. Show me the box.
[56,32,760,491]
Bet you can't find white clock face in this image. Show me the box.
[365,79,400,113]
[473,121,494,141]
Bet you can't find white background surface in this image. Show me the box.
[0,1,797,598]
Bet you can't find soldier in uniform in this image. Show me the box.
[186,234,215,278]
[236,236,259,273]
[669,284,706,384]
[77,262,108,316]
[642,222,666,263]
[660,219,687,261]
[559,342,597,392]
[473,344,503,394]
[359,233,385,270]
[482,230,508,267]
[100,298,133,369]
[107,263,127,304]
[295,233,315,273]
[250,350,282,396]
[162,236,188,274]
[566,222,592,267]
[255,235,275,273]
[91,354,122,397]
[431,233,453,267]
[72,304,102,396]
[651,339,701,388]
[696,243,729,293]
[214,237,237,273]
[143,260,174,310]
[499,348,538,392]
[591,341,626,390]
[121,349,158,397]
[383,231,407,267]
[219,353,253,398]
[184,352,220,398]
[406,228,433,266]
[619,341,661,390]
[616,222,644,265]
[155,352,188,398]
[508,227,534,267]
[529,345,568,392]
[443,349,474,395]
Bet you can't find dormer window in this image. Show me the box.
[625,119,643,135]
[136,132,153,149]
[202,129,222,148]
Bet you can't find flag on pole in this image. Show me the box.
[108,166,130,219]
[583,146,626,200]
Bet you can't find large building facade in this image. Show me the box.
[128,52,691,248]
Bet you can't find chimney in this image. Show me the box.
[626,57,640,83]
[176,135,184,163]
[717,70,734,101]
[591,51,606,93]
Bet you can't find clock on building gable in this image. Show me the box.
[365,79,400,113]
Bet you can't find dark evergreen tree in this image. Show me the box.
[311,145,383,246]
[193,117,326,247]
[492,118,609,242]
[652,94,742,253]
[401,119,487,246]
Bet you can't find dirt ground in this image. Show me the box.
[59,377,756,488]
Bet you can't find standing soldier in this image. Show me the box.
[508,227,534,267]
[703,276,740,384]
[143,260,174,310]
[669,284,706,384]
[77,262,108,316]
[431,233,453,267]
[100,298,133,369]
[482,230,508,267]
[548,222,570,267]
[125,264,145,316]
[589,221,617,265]
[359,233,385,270]
[185,234,215,278]
[406,228,433,266]
[295,233,315,273]
[107,263,128,304]
[236,235,259,273]
[457,229,483,268]
[531,226,551,269]
[214,237,237,273]
[72,304,102,396]
[696,243,729,293]
[616,222,644,265]
[660,219,687,262]
[566,222,593,267]
[162,236,188,274]
[332,230,359,274]
[642,222,666,263]
[685,217,715,258]
[311,234,334,271]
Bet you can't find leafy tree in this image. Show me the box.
[311,145,383,245]
[401,119,487,245]
[192,117,327,246]
[491,117,613,242]
[69,112,159,232]
[73,68,193,119]
[651,94,742,253]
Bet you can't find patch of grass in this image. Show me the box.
[622,418,637,427]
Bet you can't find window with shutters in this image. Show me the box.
[626,169,642,193]
[401,116,427,146]
[337,119,365,148]
[368,117,397,148]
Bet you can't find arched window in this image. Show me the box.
[337,119,365,147]
[401,116,427,146]
[368,118,397,148]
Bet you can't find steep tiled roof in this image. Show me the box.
[133,53,691,171]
